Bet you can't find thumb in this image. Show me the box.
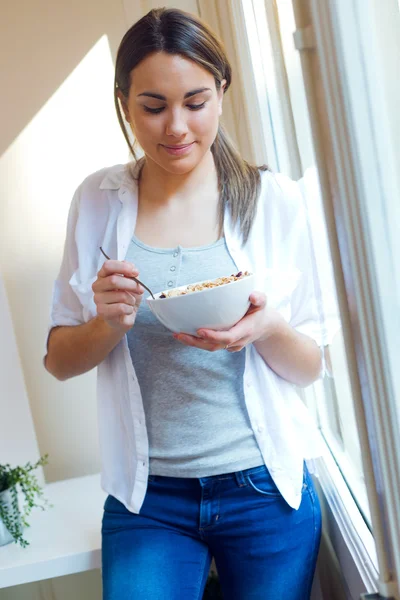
[249,291,267,308]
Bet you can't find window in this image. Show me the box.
[238,0,370,523]
[237,0,400,596]
[225,0,400,592]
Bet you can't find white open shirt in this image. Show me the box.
[46,162,339,512]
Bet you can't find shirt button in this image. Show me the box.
[246,380,252,388]
[173,251,178,258]
[168,281,173,287]
[170,266,176,272]
[257,425,264,433]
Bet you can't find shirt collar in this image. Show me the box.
[98,161,243,251]
[99,161,142,192]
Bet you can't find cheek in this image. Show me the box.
[190,108,220,138]
[133,114,161,140]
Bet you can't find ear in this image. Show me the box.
[117,89,131,123]
[218,79,227,116]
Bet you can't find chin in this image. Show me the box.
[161,158,200,175]
[142,142,213,175]
[148,148,208,175]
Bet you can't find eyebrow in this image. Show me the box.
[137,87,212,100]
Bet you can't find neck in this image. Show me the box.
[138,151,219,208]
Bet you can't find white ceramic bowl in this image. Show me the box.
[146,273,256,335]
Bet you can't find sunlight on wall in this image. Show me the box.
[0,34,129,271]
[0,34,131,485]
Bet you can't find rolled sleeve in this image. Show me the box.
[44,187,84,357]
[289,167,341,375]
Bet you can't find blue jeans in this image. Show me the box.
[101,463,321,599]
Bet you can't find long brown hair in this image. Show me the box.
[114,7,268,244]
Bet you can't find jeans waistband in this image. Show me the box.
[199,463,267,487]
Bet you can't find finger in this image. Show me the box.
[196,292,266,343]
[117,315,135,330]
[173,333,222,352]
[98,259,139,279]
[225,331,248,352]
[247,291,267,311]
[195,323,245,347]
[94,290,137,307]
[227,341,247,353]
[94,274,144,294]
[97,302,134,319]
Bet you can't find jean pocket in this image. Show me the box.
[246,467,282,497]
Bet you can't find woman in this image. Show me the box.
[45,7,336,600]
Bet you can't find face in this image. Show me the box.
[118,52,226,175]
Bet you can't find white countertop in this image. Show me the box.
[0,473,106,588]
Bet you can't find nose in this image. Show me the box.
[165,108,189,138]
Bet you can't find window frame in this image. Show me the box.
[238,0,400,596]
[293,0,400,596]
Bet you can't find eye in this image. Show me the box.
[187,102,206,111]
[142,101,206,114]
[143,106,165,114]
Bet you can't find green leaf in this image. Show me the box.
[0,455,50,547]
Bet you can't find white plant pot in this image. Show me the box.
[0,488,22,547]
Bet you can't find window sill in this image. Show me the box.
[312,433,379,598]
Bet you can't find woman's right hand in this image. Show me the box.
[92,260,145,333]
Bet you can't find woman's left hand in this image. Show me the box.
[173,291,283,352]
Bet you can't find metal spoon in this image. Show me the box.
[99,246,155,299]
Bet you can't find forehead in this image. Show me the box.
[130,52,216,97]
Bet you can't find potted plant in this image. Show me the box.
[0,454,50,548]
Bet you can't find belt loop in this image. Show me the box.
[234,470,246,487]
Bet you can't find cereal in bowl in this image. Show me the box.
[159,271,252,299]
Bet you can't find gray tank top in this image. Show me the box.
[125,234,264,477]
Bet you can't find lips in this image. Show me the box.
[161,142,195,156]
[163,143,193,149]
